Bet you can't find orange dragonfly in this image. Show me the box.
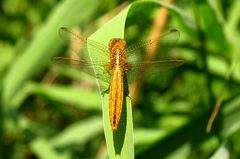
[55,27,184,131]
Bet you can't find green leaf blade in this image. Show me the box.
[88,5,134,159]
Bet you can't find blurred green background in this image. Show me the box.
[0,0,240,158]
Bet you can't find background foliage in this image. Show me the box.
[0,0,240,159]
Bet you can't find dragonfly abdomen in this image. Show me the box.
[109,67,124,131]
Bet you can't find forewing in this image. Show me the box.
[59,27,109,62]
[126,29,180,63]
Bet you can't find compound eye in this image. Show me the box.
[118,39,126,49]
[109,39,116,48]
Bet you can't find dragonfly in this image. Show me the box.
[55,27,184,131]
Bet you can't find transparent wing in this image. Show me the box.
[53,57,111,84]
[126,29,180,62]
[59,27,109,62]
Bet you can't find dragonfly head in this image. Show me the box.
[109,38,126,51]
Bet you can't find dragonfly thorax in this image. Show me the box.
[108,38,126,51]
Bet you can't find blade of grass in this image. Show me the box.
[51,117,103,147]
[209,145,229,159]
[31,137,71,159]
[30,117,102,159]
[88,5,134,158]
[31,83,102,110]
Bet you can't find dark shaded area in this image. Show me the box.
[113,97,127,154]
